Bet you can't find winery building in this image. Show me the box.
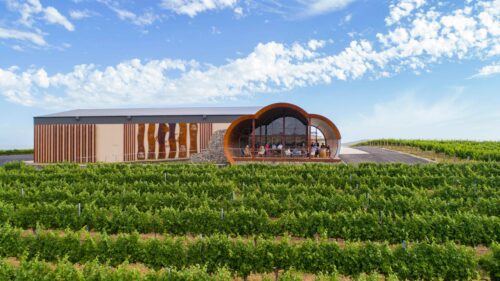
[34,103,341,164]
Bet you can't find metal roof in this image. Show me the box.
[38,106,263,118]
[34,106,263,125]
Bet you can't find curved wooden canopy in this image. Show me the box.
[223,103,341,164]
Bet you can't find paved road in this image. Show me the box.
[0,154,33,166]
[340,146,432,164]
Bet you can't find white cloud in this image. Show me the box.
[0,0,498,109]
[300,0,357,17]
[307,39,326,50]
[96,0,160,26]
[471,62,500,78]
[386,0,427,25]
[44,6,75,31]
[233,6,243,16]
[0,27,46,45]
[69,9,95,20]
[344,13,352,23]
[161,0,238,17]
[343,92,500,141]
[111,7,159,26]
[5,0,75,31]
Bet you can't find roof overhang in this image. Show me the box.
[34,106,262,125]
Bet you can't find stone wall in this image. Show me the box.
[190,129,228,164]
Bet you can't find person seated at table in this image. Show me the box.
[244,145,251,157]
[310,144,316,157]
[257,145,265,157]
[285,148,292,157]
[265,143,270,155]
[292,147,301,156]
[277,143,283,151]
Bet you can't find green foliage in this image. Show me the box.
[0,162,497,279]
[356,139,500,161]
[0,163,498,244]
[0,149,33,156]
[0,257,233,281]
[0,226,481,280]
[479,243,500,281]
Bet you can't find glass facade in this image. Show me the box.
[225,104,341,162]
[253,116,307,153]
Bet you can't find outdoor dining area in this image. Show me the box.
[223,103,341,164]
[241,141,333,159]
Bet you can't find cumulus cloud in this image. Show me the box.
[0,0,498,109]
[386,0,427,25]
[307,39,326,50]
[161,0,238,17]
[471,62,500,78]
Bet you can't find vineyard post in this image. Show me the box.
[21,188,24,197]
[78,203,81,217]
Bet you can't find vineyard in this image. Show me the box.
[355,139,500,162]
[0,162,499,280]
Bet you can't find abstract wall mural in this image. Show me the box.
[147,123,156,160]
[158,124,168,159]
[125,122,210,162]
[168,123,177,159]
[178,123,187,158]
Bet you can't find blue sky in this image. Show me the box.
[0,0,499,148]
